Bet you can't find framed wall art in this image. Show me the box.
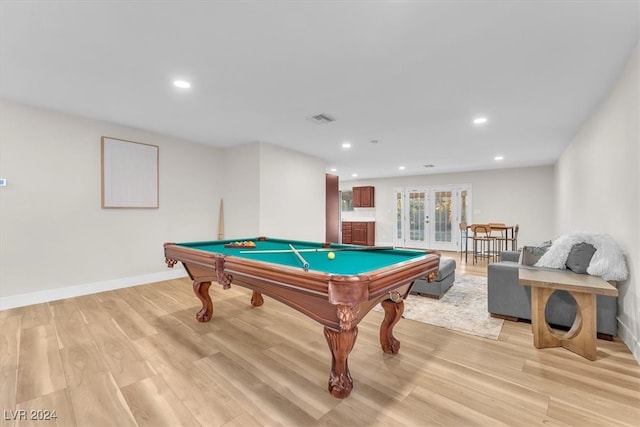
[101,136,159,208]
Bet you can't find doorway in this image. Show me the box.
[394,185,471,251]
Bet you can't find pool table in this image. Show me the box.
[164,237,440,398]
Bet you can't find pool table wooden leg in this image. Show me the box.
[193,281,213,322]
[380,299,404,354]
[250,291,264,307]
[323,326,357,399]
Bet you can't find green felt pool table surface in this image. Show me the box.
[177,237,428,275]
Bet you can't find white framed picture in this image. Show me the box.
[101,136,159,208]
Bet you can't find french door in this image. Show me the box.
[394,185,471,251]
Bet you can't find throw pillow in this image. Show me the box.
[520,245,550,266]
[565,242,597,274]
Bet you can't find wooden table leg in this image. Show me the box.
[531,287,562,349]
[380,299,404,354]
[530,287,598,360]
[193,281,213,322]
[562,291,597,360]
[250,291,264,307]
[323,326,357,399]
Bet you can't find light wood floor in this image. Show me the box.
[1,254,639,426]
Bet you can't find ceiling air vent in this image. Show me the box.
[309,113,335,124]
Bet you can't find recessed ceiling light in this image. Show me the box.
[494,155,504,161]
[330,168,337,172]
[399,166,406,170]
[351,173,358,177]
[173,80,191,89]
[342,142,352,149]
[473,117,488,125]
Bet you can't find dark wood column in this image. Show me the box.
[325,173,339,243]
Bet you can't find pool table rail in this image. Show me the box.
[165,242,439,329]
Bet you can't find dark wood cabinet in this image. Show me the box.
[341,221,374,246]
[341,222,353,244]
[353,186,375,208]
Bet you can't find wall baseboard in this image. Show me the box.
[617,317,640,364]
[0,269,188,311]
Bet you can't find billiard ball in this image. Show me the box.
[327,252,335,260]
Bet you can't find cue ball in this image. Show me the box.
[327,252,335,260]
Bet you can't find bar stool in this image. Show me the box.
[459,222,468,262]
[489,222,506,255]
[470,224,496,264]
[504,224,519,251]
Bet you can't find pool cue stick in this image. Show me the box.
[240,248,321,254]
[333,246,395,251]
[240,246,395,254]
[217,198,224,240]
[288,244,310,271]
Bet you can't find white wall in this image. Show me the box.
[0,101,224,306]
[221,142,326,241]
[555,44,639,361]
[221,143,261,238]
[341,165,555,249]
[0,105,329,308]
[258,143,326,241]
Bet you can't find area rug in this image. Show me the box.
[376,275,504,340]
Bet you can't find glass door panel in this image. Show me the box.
[395,190,403,245]
[460,189,469,225]
[405,188,429,248]
[454,185,472,253]
[394,185,471,251]
[430,188,456,251]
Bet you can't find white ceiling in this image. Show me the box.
[1,1,638,181]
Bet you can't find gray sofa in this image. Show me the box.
[488,251,618,337]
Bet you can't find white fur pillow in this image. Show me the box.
[535,232,629,281]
